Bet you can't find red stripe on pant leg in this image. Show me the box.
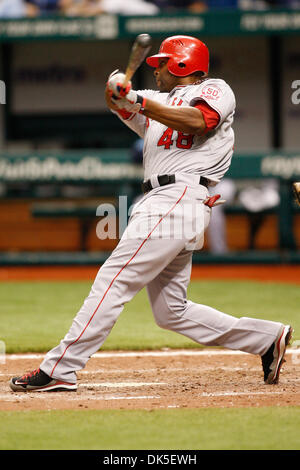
[50,186,188,377]
[276,328,285,357]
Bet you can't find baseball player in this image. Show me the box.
[10,35,292,392]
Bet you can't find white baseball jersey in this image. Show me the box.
[116,78,236,184]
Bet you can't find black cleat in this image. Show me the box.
[9,368,77,392]
[261,325,293,384]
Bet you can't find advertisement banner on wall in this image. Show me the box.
[11,41,130,114]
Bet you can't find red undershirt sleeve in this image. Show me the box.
[194,101,220,133]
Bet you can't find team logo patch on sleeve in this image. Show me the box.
[200,84,222,100]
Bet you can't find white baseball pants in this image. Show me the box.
[40,180,283,383]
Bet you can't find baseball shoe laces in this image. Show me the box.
[261,325,293,384]
[9,368,77,392]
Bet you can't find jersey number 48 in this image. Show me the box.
[157,127,194,150]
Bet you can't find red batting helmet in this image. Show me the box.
[146,35,209,77]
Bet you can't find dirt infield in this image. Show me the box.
[1,349,299,410]
[0,264,299,411]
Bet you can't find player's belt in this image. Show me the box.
[141,174,210,194]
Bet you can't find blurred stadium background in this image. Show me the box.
[0,0,299,268]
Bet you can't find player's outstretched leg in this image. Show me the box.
[147,250,293,385]
[10,184,197,392]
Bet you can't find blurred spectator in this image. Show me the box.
[0,0,39,17]
[238,0,269,8]
[287,0,300,7]
[271,0,300,6]
[64,0,159,16]
[238,0,298,8]
[151,0,239,10]
[238,179,280,213]
[131,138,144,165]
[130,138,144,206]
[99,0,159,14]
[150,0,207,11]
[237,179,280,250]
[207,179,237,254]
[207,179,281,253]
[207,0,238,6]
[26,0,72,15]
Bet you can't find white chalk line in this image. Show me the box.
[0,366,259,375]
[78,366,260,374]
[0,367,255,377]
[0,367,261,379]
[1,387,298,403]
[5,367,300,378]
[0,394,161,402]
[3,349,296,361]
[0,382,165,403]
[79,382,167,388]
[200,390,300,398]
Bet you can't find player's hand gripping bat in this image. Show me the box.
[106,34,152,113]
[108,34,152,99]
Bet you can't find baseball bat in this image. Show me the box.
[122,33,152,88]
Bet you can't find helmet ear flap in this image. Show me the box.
[165,56,177,76]
[167,56,189,77]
